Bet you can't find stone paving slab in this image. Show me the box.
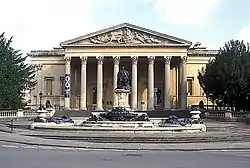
[16,129,238,137]
[1,131,250,151]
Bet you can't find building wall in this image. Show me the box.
[30,55,65,108]
[30,54,213,110]
[186,56,213,107]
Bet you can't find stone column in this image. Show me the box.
[164,56,172,109]
[147,56,155,111]
[80,56,87,110]
[96,56,104,111]
[131,56,138,110]
[180,56,187,108]
[113,56,120,107]
[36,64,43,106]
[64,56,71,109]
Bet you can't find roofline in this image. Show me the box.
[27,49,65,57]
[61,43,191,48]
[188,49,218,56]
[124,23,192,45]
[60,23,192,46]
[27,46,219,57]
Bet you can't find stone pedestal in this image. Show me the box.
[190,110,201,119]
[114,89,130,108]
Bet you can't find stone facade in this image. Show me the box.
[28,23,217,111]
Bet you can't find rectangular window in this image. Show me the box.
[92,87,97,104]
[60,77,65,95]
[154,88,158,105]
[187,77,194,96]
[45,77,53,95]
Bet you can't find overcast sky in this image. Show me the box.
[1,0,250,55]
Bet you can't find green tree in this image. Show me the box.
[0,33,36,110]
[198,40,250,111]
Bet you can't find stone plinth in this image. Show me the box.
[114,89,130,108]
[190,110,201,119]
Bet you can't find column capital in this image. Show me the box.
[96,56,104,65]
[80,56,88,65]
[164,56,172,65]
[112,56,120,65]
[64,56,71,65]
[131,56,139,65]
[180,56,188,64]
[147,56,155,64]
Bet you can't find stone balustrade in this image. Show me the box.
[0,109,39,120]
[203,110,250,122]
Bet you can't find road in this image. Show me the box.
[0,142,250,168]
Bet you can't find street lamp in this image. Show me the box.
[39,92,43,110]
[205,92,210,110]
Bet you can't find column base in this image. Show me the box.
[95,107,104,111]
[64,97,70,110]
[80,107,87,110]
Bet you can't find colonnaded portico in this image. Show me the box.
[62,54,188,111]
[29,23,217,111]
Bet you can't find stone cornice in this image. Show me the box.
[27,47,218,57]
[188,49,218,56]
[27,49,65,57]
[61,43,191,48]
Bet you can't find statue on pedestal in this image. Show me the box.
[87,67,149,121]
[116,66,130,90]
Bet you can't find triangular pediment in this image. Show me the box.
[60,23,192,47]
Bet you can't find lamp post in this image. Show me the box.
[39,92,43,110]
[205,92,209,110]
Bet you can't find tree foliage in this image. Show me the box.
[198,40,250,111]
[0,33,36,110]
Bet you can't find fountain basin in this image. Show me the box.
[30,120,206,133]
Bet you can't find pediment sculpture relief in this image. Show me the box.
[80,28,170,45]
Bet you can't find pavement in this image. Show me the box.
[1,143,250,168]
[1,130,250,151]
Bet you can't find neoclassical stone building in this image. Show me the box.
[28,23,217,111]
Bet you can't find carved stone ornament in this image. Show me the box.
[131,56,138,65]
[180,56,188,64]
[147,56,155,64]
[96,56,104,65]
[164,56,172,64]
[36,64,43,71]
[80,56,88,65]
[113,56,120,65]
[79,28,170,45]
[64,56,71,64]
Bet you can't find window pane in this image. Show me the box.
[187,78,193,95]
[92,87,97,104]
[60,77,65,95]
[46,78,53,95]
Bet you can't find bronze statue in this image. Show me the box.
[116,66,130,90]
